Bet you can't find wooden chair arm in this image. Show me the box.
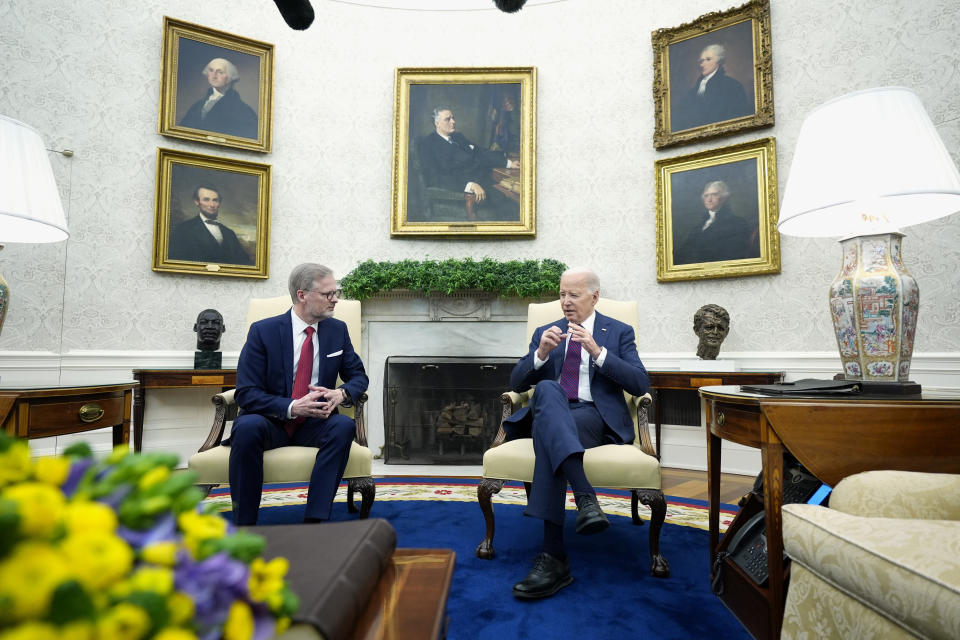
[200,389,237,453]
[352,392,369,447]
[490,390,532,448]
[631,392,656,458]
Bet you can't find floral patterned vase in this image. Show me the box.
[829,232,918,381]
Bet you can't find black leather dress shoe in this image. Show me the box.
[574,493,609,535]
[512,552,574,599]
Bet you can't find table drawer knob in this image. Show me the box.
[78,403,105,423]
[716,411,726,426]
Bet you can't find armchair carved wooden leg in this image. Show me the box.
[635,488,670,578]
[346,476,376,518]
[630,491,647,526]
[476,478,505,559]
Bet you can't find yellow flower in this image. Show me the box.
[177,510,227,557]
[275,617,292,635]
[1,483,65,538]
[223,601,254,640]
[166,591,195,626]
[60,531,134,591]
[96,603,151,640]
[141,541,178,566]
[153,630,198,640]
[106,445,130,465]
[0,542,71,621]
[0,440,32,487]
[63,500,117,535]
[248,556,289,603]
[33,456,70,487]
[0,621,59,640]
[60,621,96,640]
[137,466,170,491]
[128,566,174,595]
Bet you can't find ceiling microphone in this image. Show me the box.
[273,0,315,30]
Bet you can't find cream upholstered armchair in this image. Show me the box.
[475,298,669,578]
[781,470,960,639]
[188,296,375,518]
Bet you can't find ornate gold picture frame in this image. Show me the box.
[652,0,773,149]
[391,67,537,237]
[655,137,780,282]
[158,17,274,153]
[152,148,271,279]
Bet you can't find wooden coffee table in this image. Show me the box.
[350,549,455,640]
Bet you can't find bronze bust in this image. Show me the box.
[693,304,730,360]
[194,308,225,352]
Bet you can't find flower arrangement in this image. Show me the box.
[0,433,298,640]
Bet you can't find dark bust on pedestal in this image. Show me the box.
[693,304,730,360]
[194,308,225,369]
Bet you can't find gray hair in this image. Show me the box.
[203,58,239,84]
[702,180,730,198]
[561,267,600,294]
[432,106,453,123]
[288,263,334,302]
[701,44,726,64]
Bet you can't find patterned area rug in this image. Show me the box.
[203,477,739,532]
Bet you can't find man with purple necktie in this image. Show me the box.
[504,267,650,599]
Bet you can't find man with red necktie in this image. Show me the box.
[504,267,650,599]
[227,263,368,525]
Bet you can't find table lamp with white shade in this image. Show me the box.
[0,114,70,336]
[778,87,960,393]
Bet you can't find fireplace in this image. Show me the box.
[383,356,516,464]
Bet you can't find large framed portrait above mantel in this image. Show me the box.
[652,0,774,149]
[391,67,537,237]
[655,137,780,282]
[158,17,274,153]
[152,148,271,279]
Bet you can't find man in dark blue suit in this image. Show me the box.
[506,268,649,599]
[228,263,369,525]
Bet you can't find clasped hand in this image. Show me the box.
[291,385,344,420]
[536,323,600,360]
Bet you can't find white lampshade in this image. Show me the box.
[0,114,69,243]
[778,87,960,237]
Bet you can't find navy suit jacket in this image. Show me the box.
[504,312,649,444]
[234,310,369,425]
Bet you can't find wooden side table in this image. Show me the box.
[700,385,960,639]
[0,382,137,447]
[646,371,783,458]
[131,369,236,452]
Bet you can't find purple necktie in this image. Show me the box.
[559,338,582,401]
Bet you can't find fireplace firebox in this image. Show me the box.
[383,356,516,464]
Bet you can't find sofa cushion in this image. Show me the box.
[782,503,960,639]
[830,470,960,520]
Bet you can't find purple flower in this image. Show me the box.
[61,458,95,496]
[116,513,178,548]
[175,551,251,628]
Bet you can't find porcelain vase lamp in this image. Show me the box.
[779,87,960,388]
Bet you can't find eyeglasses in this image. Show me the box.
[304,288,342,301]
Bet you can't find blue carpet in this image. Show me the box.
[220,488,749,639]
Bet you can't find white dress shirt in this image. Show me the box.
[532,311,608,402]
[287,310,320,418]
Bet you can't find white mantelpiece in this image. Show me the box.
[359,292,536,458]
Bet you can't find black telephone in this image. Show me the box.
[725,511,774,585]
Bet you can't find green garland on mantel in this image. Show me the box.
[340,258,568,301]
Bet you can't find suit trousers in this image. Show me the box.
[526,381,621,525]
[228,412,356,525]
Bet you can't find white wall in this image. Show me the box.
[2,0,959,469]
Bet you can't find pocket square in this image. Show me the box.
[326,350,343,357]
